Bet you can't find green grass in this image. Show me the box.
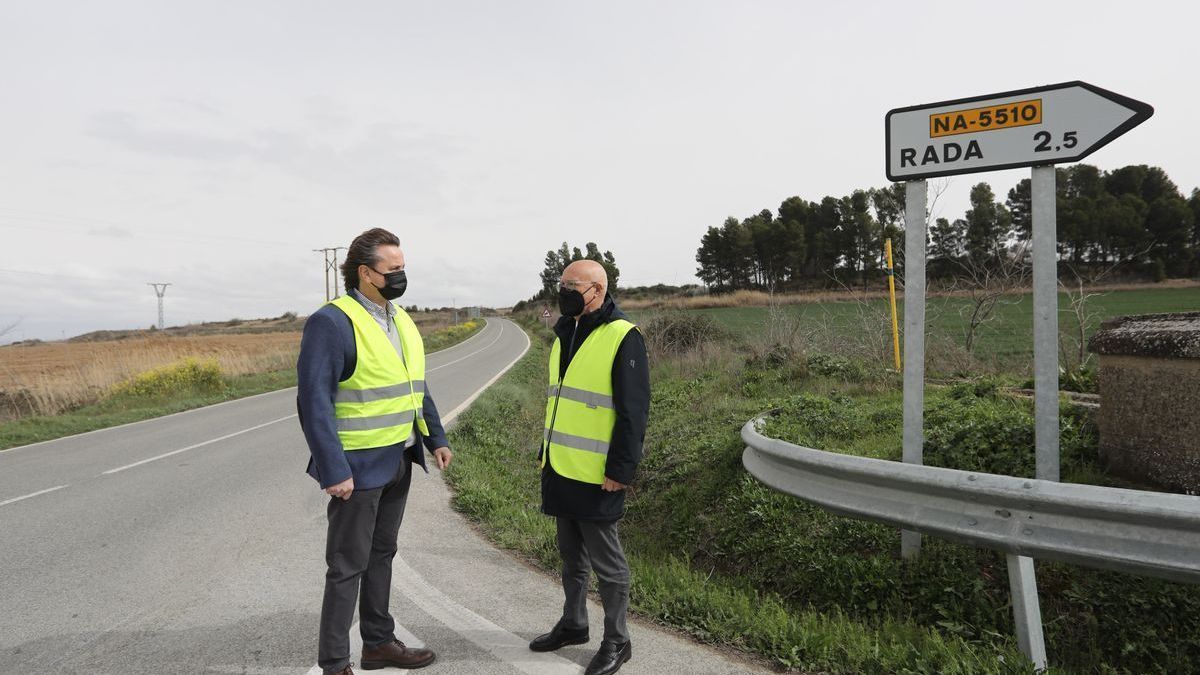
[445,316,1200,674]
[446,322,1037,673]
[675,285,1198,371]
[0,368,297,450]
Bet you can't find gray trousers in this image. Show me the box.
[318,465,412,674]
[556,517,630,644]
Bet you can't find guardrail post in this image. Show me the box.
[901,179,927,559]
[1006,553,1048,671]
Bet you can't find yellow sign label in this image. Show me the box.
[929,99,1043,138]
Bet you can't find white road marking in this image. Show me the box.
[427,322,506,373]
[439,321,531,425]
[0,484,69,508]
[388,554,580,675]
[100,414,296,475]
[0,387,297,456]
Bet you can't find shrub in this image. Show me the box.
[1060,365,1097,394]
[806,353,886,383]
[109,358,225,399]
[923,381,1095,479]
[424,319,483,352]
[641,310,728,357]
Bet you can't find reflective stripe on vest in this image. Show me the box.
[542,319,636,484]
[335,379,426,404]
[329,295,430,450]
[543,428,610,455]
[546,383,614,410]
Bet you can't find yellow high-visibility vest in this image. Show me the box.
[329,295,429,450]
[542,319,637,484]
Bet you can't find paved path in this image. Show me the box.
[0,318,770,675]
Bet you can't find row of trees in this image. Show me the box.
[533,241,621,299]
[695,164,1200,291]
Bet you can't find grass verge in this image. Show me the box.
[445,316,1200,674]
[0,368,296,450]
[423,318,484,352]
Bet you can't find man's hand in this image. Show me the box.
[433,446,453,470]
[601,477,626,492]
[325,476,354,501]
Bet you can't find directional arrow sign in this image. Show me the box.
[885,81,1152,181]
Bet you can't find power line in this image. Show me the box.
[312,247,346,302]
[147,283,171,329]
[0,208,280,246]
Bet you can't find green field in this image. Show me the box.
[675,285,1198,371]
[445,314,1200,673]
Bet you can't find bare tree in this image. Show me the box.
[1058,246,1150,382]
[946,241,1031,354]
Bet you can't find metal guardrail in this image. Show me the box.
[741,415,1200,584]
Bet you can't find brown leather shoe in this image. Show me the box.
[361,639,436,670]
[327,666,354,675]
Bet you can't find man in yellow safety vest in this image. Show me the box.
[297,228,452,675]
[529,259,650,675]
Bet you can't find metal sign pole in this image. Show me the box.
[1032,165,1060,482]
[901,179,927,559]
[1000,163,1059,672]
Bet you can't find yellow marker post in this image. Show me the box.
[885,239,901,370]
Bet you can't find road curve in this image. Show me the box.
[0,318,768,675]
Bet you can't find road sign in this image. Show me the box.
[885,81,1153,181]
[541,307,551,318]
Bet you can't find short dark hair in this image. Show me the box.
[341,228,400,292]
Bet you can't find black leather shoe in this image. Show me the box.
[529,622,589,652]
[585,640,632,675]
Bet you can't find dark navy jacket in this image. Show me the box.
[540,296,650,522]
[296,303,450,490]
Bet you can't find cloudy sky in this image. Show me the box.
[1,0,1196,341]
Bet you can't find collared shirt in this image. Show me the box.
[350,288,396,334]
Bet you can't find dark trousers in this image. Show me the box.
[556,517,630,644]
[318,465,412,674]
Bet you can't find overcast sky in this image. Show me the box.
[2,0,1196,342]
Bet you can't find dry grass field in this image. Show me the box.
[0,332,302,420]
[0,307,474,422]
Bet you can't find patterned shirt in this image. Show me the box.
[349,288,396,336]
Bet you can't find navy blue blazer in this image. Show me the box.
[296,303,451,490]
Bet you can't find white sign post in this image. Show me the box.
[885,80,1152,671]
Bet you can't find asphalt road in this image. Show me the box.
[0,318,768,675]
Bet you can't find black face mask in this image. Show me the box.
[371,268,407,300]
[558,285,586,317]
